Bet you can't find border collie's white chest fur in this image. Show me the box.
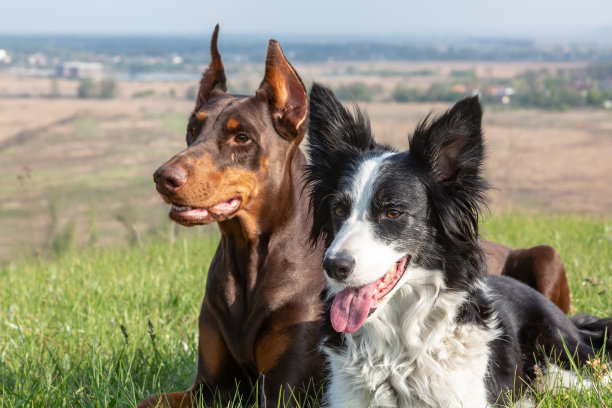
[323,270,497,408]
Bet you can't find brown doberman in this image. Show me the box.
[140,26,326,408]
[139,26,570,407]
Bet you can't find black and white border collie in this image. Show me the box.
[305,83,612,407]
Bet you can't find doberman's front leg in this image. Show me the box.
[137,392,194,408]
[138,304,246,408]
[254,307,325,408]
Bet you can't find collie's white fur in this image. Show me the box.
[323,267,499,408]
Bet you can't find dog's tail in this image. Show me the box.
[570,314,612,357]
[551,313,612,367]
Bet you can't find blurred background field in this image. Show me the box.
[1,50,611,260]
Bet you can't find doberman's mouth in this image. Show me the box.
[168,197,242,226]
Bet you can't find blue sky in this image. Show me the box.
[1,0,610,39]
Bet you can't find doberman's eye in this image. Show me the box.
[386,209,402,219]
[234,134,250,144]
[333,206,347,218]
[186,129,195,145]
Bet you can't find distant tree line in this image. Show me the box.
[3,35,612,67]
[391,84,468,103]
[333,82,377,102]
[508,71,611,110]
[389,62,612,110]
[78,78,118,99]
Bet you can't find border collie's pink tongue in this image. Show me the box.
[330,282,377,333]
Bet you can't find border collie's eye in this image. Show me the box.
[333,206,347,217]
[386,209,401,219]
[234,134,250,144]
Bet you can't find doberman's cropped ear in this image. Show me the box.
[257,40,308,140]
[194,24,227,111]
[409,95,484,185]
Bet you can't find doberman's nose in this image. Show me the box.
[323,251,355,281]
[153,165,188,195]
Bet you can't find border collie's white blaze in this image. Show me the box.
[324,152,413,333]
[325,153,400,290]
[305,83,612,408]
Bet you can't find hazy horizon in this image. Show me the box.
[1,0,611,42]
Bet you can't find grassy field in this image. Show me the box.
[0,213,611,407]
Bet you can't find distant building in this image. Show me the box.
[56,62,104,79]
[0,49,10,64]
[488,85,515,104]
[28,53,47,66]
[488,85,515,97]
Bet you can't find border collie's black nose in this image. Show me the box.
[323,252,355,281]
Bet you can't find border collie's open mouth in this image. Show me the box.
[168,197,242,226]
[330,256,409,334]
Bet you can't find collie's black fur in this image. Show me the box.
[305,82,612,406]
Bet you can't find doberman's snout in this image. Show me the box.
[153,165,188,196]
[323,251,355,281]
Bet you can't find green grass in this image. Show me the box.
[1,213,611,407]
[1,230,219,407]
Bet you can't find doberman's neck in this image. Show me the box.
[216,147,314,279]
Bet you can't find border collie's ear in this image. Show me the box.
[195,24,227,111]
[410,95,484,185]
[308,83,376,157]
[257,40,308,141]
[305,83,378,248]
[410,96,487,259]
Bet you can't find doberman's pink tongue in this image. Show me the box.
[208,198,241,215]
[330,282,377,333]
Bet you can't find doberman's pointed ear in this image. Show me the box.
[257,40,308,141]
[195,24,227,111]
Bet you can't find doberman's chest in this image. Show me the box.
[204,248,324,370]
